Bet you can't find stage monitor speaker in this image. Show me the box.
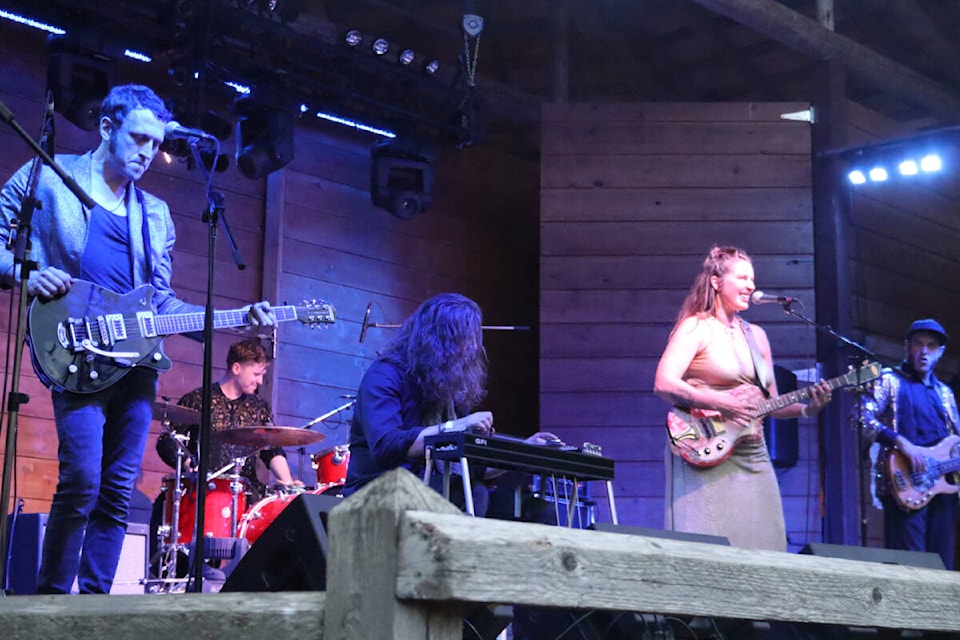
[799,543,945,570]
[221,492,341,592]
[590,522,731,546]
[6,513,148,594]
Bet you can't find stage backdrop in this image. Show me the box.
[538,102,822,550]
[0,25,539,525]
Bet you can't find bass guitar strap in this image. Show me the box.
[740,319,771,399]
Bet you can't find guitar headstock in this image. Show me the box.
[842,360,882,387]
[297,300,336,326]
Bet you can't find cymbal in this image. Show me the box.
[153,402,200,425]
[216,426,326,448]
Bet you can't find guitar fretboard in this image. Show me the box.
[154,305,301,336]
[754,364,880,418]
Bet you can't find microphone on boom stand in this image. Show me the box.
[359,301,530,343]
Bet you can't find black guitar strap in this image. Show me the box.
[740,319,771,399]
[135,187,154,281]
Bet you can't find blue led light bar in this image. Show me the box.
[0,8,65,34]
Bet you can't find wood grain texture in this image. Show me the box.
[540,102,819,548]
[397,507,960,631]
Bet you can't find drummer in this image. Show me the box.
[156,338,302,501]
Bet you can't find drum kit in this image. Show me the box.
[151,400,353,591]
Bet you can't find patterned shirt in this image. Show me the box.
[157,383,285,499]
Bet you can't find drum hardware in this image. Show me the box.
[296,396,357,486]
[312,445,351,486]
[152,453,248,591]
[152,430,191,588]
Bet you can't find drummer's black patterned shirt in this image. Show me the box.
[156,383,285,500]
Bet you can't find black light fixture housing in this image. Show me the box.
[46,35,117,131]
[234,99,295,179]
[370,138,435,220]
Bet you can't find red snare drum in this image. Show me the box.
[162,474,248,545]
[311,445,350,486]
[239,486,342,545]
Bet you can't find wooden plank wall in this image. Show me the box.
[540,102,822,550]
[841,102,960,551]
[0,26,540,525]
[844,102,960,377]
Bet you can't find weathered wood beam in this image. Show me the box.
[397,507,960,632]
[325,468,464,640]
[0,592,324,639]
[691,0,960,121]
[876,0,960,88]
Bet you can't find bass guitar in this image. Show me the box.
[667,362,881,467]
[887,434,960,511]
[27,280,335,394]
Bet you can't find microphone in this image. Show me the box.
[359,303,372,343]
[164,120,216,141]
[750,291,797,306]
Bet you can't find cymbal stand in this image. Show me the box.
[154,429,191,590]
[228,457,246,539]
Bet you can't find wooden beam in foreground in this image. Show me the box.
[3,469,959,639]
[0,592,323,640]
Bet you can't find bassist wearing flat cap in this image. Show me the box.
[854,318,960,570]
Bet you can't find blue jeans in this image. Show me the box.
[37,367,157,593]
[883,493,958,570]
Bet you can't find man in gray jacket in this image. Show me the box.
[0,84,274,593]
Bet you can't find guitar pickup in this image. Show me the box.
[103,313,127,344]
[137,312,157,338]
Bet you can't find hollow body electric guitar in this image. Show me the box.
[28,280,336,394]
[887,434,960,511]
[666,362,881,467]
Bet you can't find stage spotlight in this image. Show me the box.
[345,30,363,47]
[898,160,919,176]
[868,167,888,182]
[372,38,389,56]
[920,154,942,172]
[847,170,866,185]
[235,104,295,179]
[46,45,117,131]
[370,138,435,220]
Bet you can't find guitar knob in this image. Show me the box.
[704,448,711,455]
[89,370,99,380]
[152,352,163,362]
[716,442,724,450]
[68,364,78,374]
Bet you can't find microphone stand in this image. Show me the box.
[775,300,883,548]
[0,97,95,591]
[186,138,245,593]
[296,398,357,481]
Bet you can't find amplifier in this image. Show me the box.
[6,513,149,594]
